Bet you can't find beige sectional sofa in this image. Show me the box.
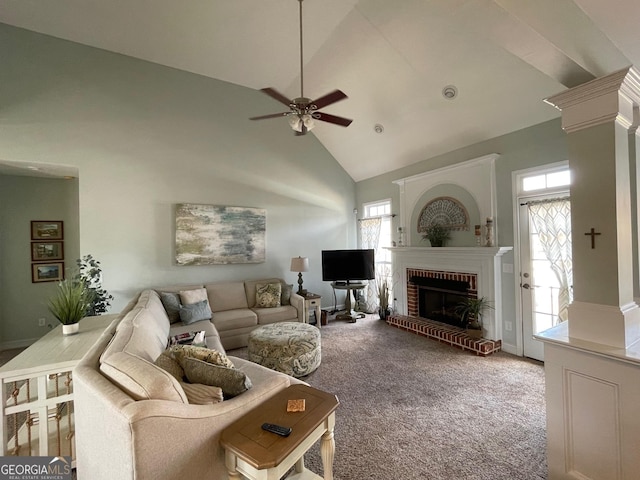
[74,278,306,480]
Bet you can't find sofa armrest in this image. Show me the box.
[289,292,305,322]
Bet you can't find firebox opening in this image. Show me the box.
[410,276,471,327]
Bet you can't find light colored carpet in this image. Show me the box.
[229,315,547,480]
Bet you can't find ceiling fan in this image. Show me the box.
[250,0,352,136]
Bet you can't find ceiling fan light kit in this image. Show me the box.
[250,0,352,135]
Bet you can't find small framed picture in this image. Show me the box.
[31,241,64,261]
[32,262,64,283]
[31,221,64,240]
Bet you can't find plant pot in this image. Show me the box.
[466,328,482,339]
[378,307,390,320]
[62,323,80,336]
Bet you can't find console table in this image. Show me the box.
[0,315,116,462]
[221,384,339,480]
[331,282,366,323]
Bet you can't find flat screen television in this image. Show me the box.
[321,249,375,283]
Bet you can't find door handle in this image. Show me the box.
[522,283,531,289]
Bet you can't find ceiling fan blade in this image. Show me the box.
[311,90,348,110]
[260,88,293,107]
[249,112,290,120]
[314,112,353,127]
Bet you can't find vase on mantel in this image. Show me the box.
[62,323,80,336]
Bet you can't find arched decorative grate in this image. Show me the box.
[417,196,469,232]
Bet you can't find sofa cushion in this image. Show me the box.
[100,351,188,403]
[206,282,248,312]
[211,309,257,332]
[169,320,225,352]
[158,292,181,324]
[179,299,212,324]
[253,305,299,325]
[181,357,252,398]
[170,344,235,369]
[255,283,282,308]
[179,382,224,405]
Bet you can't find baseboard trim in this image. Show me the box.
[0,338,38,351]
[500,342,518,356]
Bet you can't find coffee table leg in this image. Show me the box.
[320,413,336,480]
[225,450,243,480]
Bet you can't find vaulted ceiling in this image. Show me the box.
[1,0,639,181]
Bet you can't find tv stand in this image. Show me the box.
[331,282,366,322]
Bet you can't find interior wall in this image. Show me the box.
[0,175,80,348]
[0,24,357,332]
[355,119,569,354]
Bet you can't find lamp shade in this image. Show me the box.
[290,256,309,272]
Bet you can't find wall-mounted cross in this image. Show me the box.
[585,228,601,249]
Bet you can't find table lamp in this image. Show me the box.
[290,256,309,295]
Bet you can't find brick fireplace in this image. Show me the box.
[389,247,511,340]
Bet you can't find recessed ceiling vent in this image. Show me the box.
[442,85,458,100]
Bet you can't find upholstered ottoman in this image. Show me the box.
[247,322,321,378]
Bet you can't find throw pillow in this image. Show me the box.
[159,292,182,324]
[154,350,185,381]
[170,344,235,369]
[179,287,208,305]
[281,283,293,306]
[180,382,224,405]
[100,351,187,403]
[179,299,212,324]
[181,357,252,398]
[255,283,282,308]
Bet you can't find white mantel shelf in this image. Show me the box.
[387,246,512,257]
[389,246,512,341]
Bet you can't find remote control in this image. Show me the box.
[261,423,292,437]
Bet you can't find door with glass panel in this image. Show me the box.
[517,168,571,361]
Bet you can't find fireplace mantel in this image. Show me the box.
[388,246,512,340]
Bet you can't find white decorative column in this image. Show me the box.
[538,67,640,480]
[545,67,640,349]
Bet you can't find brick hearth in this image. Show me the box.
[387,314,502,356]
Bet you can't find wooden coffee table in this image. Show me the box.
[221,384,339,480]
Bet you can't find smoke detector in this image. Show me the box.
[442,85,458,100]
[374,124,384,133]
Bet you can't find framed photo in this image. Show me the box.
[31,221,64,240]
[31,241,64,261]
[32,262,64,283]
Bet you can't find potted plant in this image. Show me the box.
[48,279,93,335]
[377,278,391,320]
[422,223,451,247]
[75,254,113,316]
[455,296,494,339]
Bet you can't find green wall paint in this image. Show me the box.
[0,175,80,347]
[0,24,357,342]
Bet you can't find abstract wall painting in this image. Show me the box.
[175,204,266,265]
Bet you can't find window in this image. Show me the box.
[522,169,570,192]
[363,199,392,277]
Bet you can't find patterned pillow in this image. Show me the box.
[179,299,212,324]
[180,382,224,405]
[159,292,181,323]
[256,283,282,308]
[170,344,235,369]
[281,283,293,306]
[181,357,252,398]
